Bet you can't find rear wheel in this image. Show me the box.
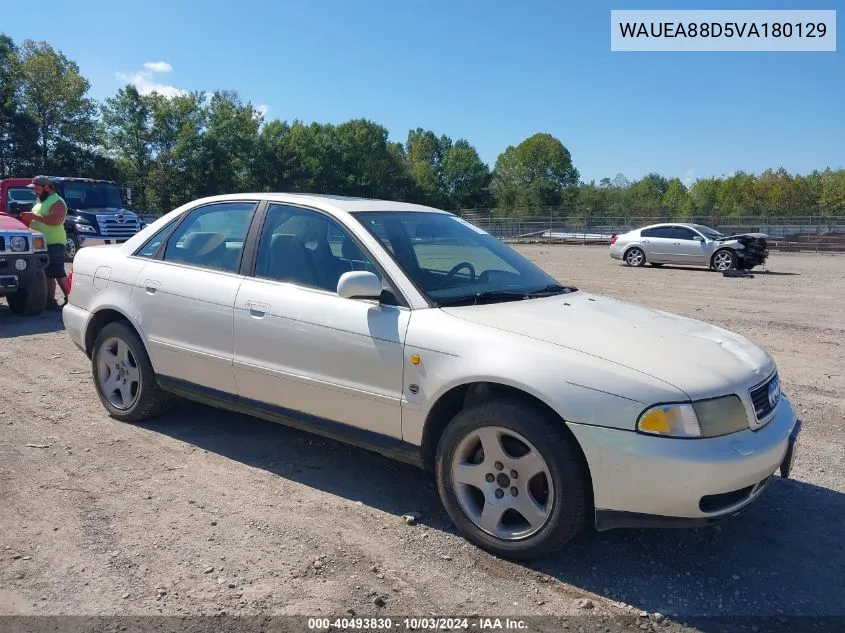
[624,247,646,267]
[91,321,173,422]
[711,249,737,271]
[435,398,589,561]
[6,271,48,316]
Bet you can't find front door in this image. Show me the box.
[666,226,709,265]
[129,200,258,395]
[232,202,408,438]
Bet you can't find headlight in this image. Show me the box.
[75,223,96,233]
[637,395,749,438]
[637,403,701,438]
[693,395,749,437]
[10,235,27,252]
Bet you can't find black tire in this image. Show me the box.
[624,247,646,267]
[6,270,48,316]
[434,398,590,561]
[91,321,173,422]
[711,249,737,271]
[65,234,79,262]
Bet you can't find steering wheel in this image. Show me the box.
[442,261,476,287]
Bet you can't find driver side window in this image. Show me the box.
[254,203,382,293]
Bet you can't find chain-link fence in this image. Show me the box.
[455,211,845,252]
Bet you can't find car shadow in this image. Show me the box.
[0,304,66,338]
[140,401,844,627]
[621,265,801,277]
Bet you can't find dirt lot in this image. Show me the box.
[1,247,843,631]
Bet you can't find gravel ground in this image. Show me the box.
[0,247,843,633]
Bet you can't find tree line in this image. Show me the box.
[2,35,843,219]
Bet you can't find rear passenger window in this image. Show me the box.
[642,226,674,239]
[134,218,179,258]
[161,201,257,273]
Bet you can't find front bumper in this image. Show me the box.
[0,252,49,293]
[568,394,800,530]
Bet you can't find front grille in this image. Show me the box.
[749,372,780,421]
[96,213,141,238]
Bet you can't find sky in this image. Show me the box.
[2,0,843,186]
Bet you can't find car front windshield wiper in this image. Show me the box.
[524,283,578,297]
[435,290,530,307]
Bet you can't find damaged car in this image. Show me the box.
[610,223,769,271]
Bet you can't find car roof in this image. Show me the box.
[185,192,452,215]
[639,222,714,231]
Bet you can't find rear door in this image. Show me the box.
[128,200,259,396]
[639,226,675,261]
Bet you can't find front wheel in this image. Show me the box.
[711,249,737,271]
[5,271,48,316]
[435,398,590,561]
[91,321,173,422]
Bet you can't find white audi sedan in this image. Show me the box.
[62,193,801,560]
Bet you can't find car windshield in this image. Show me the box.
[350,211,575,306]
[59,182,123,209]
[8,187,36,204]
[695,226,723,239]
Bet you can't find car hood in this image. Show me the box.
[0,214,32,232]
[716,232,768,241]
[441,290,775,399]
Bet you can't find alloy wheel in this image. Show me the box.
[626,248,644,266]
[713,251,734,271]
[450,426,554,540]
[96,336,142,410]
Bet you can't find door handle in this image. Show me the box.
[144,279,160,294]
[247,301,269,318]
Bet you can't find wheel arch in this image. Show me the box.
[623,244,645,263]
[710,247,737,269]
[420,380,594,508]
[84,307,144,359]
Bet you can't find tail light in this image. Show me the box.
[610,234,618,244]
[67,269,73,295]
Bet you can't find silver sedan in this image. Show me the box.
[609,222,769,271]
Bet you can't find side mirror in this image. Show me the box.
[337,271,383,301]
[693,235,705,242]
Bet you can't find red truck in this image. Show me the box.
[0,210,50,316]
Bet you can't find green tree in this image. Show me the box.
[18,39,98,171]
[101,85,154,209]
[441,139,491,209]
[404,128,451,207]
[820,168,845,216]
[490,132,579,215]
[0,34,38,177]
[662,178,693,219]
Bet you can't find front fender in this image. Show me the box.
[399,309,685,446]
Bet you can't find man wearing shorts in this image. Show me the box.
[21,175,69,310]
